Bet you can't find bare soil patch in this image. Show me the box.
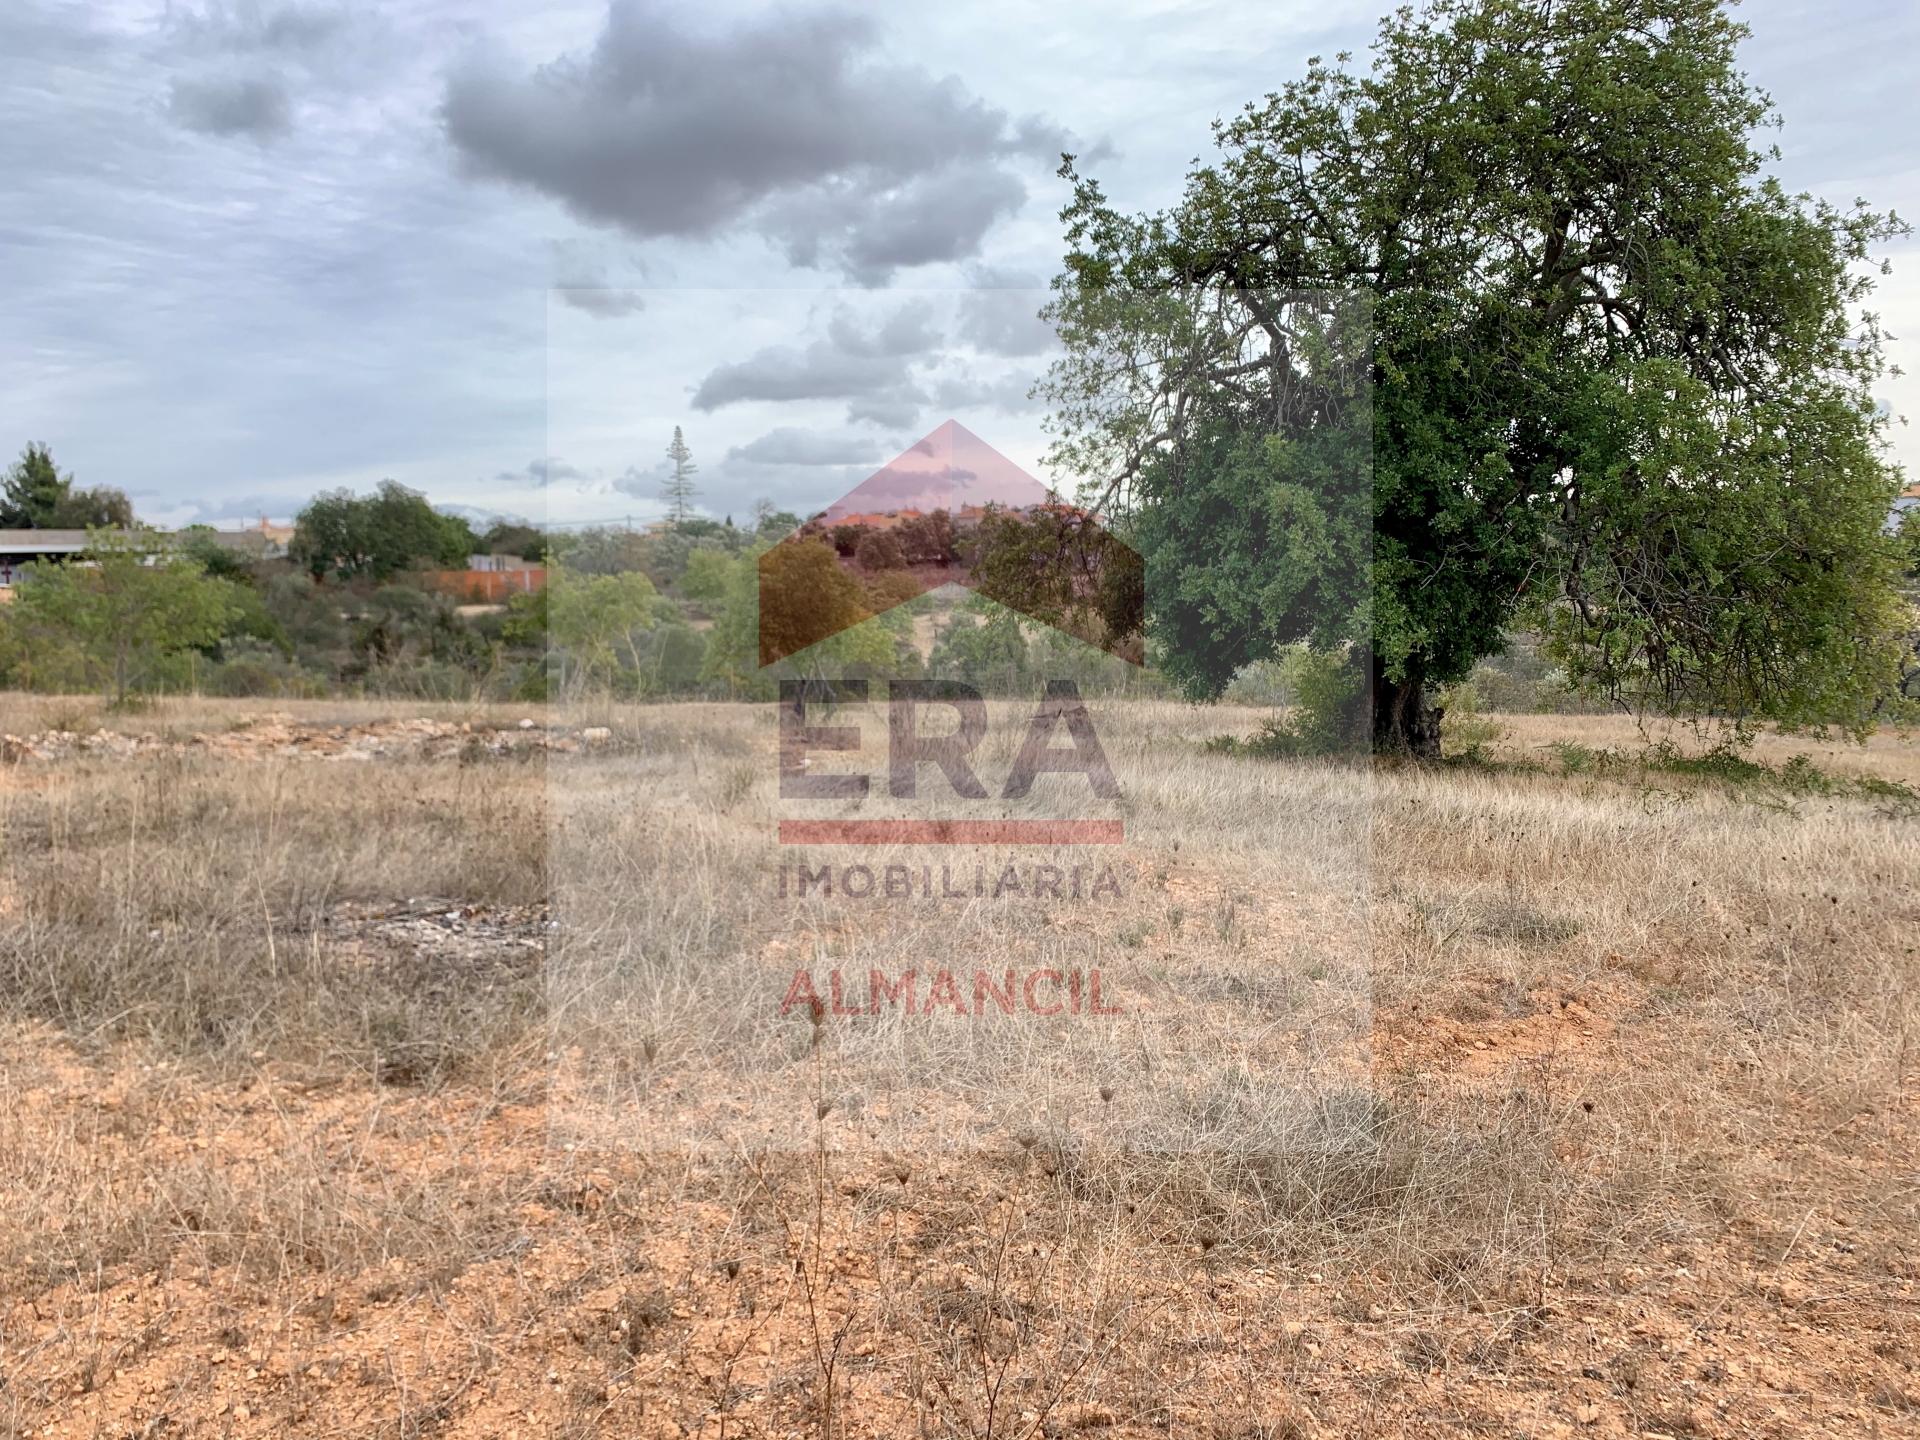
[1,701,1914,1437]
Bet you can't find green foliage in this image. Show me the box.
[0,533,235,704]
[1465,636,1608,715]
[675,516,731,543]
[853,528,906,571]
[1546,738,1919,814]
[896,510,958,566]
[681,547,739,606]
[639,622,707,694]
[177,527,257,583]
[0,444,66,527]
[212,574,290,656]
[0,443,135,529]
[969,502,1147,663]
[1121,420,1366,698]
[1437,679,1506,762]
[754,507,802,539]
[1893,509,1920,712]
[545,567,663,696]
[698,551,766,697]
[662,427,699,524]
[289,481,475,582]
[54,485,135,529]
[927,600,1033,692]
[550,526,655,577]
[344,584,488,681]
[696,537,924,696]
[502,586,548,649]
[863,568,922,612]
[757,538,870,666]
[481,520,547,561]
[260,572,349,660]
[201,643,329,699]
[1215,648,1367,758]
[1045,0,1910,750]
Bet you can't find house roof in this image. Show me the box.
[0,529,94,555]
[0,528,276,558]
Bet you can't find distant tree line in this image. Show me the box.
[0,440,1166,706]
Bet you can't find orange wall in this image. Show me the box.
[422,568,548,602]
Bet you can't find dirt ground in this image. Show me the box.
[1,698,1915,1438]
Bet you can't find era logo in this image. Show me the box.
[780,679,1121,801]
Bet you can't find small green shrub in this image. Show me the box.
[1215,648,1366,758]
[1438,679,1505,762]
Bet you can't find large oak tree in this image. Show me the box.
[1042,0,1910,755]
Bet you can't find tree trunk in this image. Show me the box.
[1371,658,1443,760]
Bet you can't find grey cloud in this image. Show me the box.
[172,491,309,525]
[765,164,1028,283]
[612,461,669,499]
[165,2,352,54]
[557,287,646,319]
[933,369,1041,415]
[440,1,1081,279]
[692,305,937,418]
[693,346,909,410]
[703,458,877,524]
[160,3,382,143]
[438,502,523,528]
[956,272,1057,356]
[168,73,292,140]
[727,429,885,467]
[497,456,588,487]
[846,395,923,429]
[826,303,939,358]
[842,165,1029,280]
[550,241,648,318]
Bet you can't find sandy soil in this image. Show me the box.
[1,701,1915,1438]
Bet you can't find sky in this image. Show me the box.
[2,0,1915,531]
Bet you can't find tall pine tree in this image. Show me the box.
[662,427,699,526]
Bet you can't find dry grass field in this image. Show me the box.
[1,694,1916,1438]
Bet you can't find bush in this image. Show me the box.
[203,644,329,699]
[1217,648,1366,757]
[854,529,906,571]
[863,569,923,611]
[1438,679,1506,761]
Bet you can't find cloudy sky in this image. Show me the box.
[3,0,1915,530]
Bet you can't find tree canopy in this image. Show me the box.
[1043,0,1910,754]
[0,444,135,529]
[0,534,235,705]
[289,481,477,583]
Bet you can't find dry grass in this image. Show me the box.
[0,696,1915,1437]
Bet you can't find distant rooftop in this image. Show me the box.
[0,528,278,557]
[0,529,94,551]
